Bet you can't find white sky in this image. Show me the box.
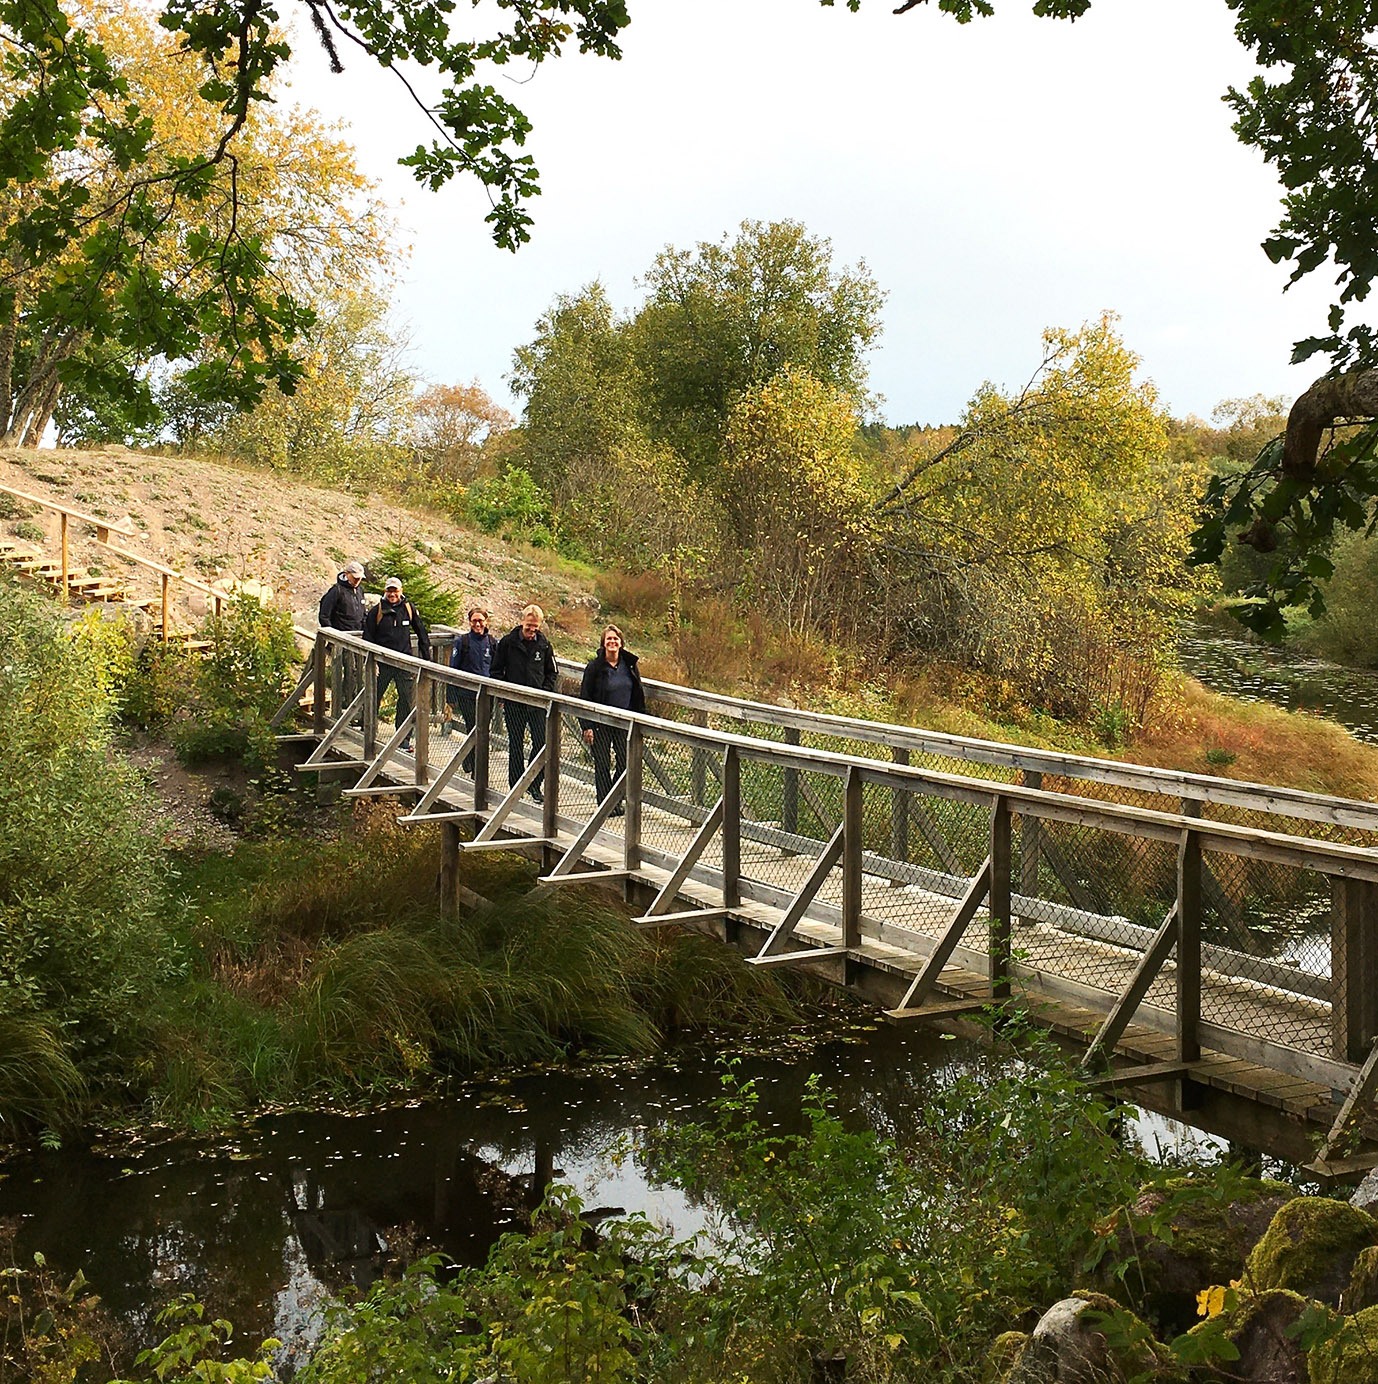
[281,0,1351,426]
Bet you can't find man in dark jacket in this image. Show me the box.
[490,603,557,801]
[318,560,367,631]
[363,576,431,743]
[318,560,367,708]
[446,606,497,773]
[578,624,646,814]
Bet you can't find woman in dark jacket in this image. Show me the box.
[579,625,646,814]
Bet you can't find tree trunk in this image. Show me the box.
[1283,368,1378,477]
[0,284,20,435]
[19,371,63,447]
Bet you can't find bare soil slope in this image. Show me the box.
[0,445,596,636]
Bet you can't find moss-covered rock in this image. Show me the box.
[1245,1197,1378,1305]
[1345,1246,1378,1315]
[1093,1177,1293,1336]
[1186,1288,1311,1383]
[1307,1302,1378,1383]
[1003,1292,1184,1383]
[983,1330,1029,1383]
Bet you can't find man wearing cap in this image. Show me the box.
[319,560,367,632]
[364,576,431,743]
[319,560,367,710]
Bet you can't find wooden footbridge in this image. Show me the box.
[278,630,1378,1175]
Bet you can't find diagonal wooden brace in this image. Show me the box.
[539,771,628,885]
[887,855,992,1014]
[640,798,726,922]
[755,822,846,960]
[470,746,551,844]
[1081,903,1178,1071]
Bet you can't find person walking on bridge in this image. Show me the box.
[579,625,645,816]
[364,576,430,746]
[318,560,367,632]
[318,559,367,707]
[492,603,557,802]
[445,606,496,774]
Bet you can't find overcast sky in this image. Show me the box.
[282,0,1351,427]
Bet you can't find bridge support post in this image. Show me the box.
[1331,876,1378,1063]
[363,656,378,761]
[312,638,327,737]
[722,746,741,909]
[625,724,644,874]
[990,795,1012,999]
[1176,827,1203,1076]
[439,822,460,915]
[890,748,910,868]
[414,671,431,786]
[473,688,492,809]
[783,727,801,835]
[842,768,863,950]
[541,703,562,871]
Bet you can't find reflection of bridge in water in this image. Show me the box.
[278,630,1378,1175]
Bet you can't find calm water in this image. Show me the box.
[0,1021,984,1365]
[0,1018,1218,1370]
[1178,616,1378,745]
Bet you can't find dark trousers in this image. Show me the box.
[504,703,546,794]
[376,664,414,733]
[446,688,479,773]
[591,726,627,804]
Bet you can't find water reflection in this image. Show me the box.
[0,1021,980,1364]
[1178,616,1378,745]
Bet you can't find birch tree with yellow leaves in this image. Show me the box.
[0,0,391,446]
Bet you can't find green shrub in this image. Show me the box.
[464,464,554,547]
[0,581,175,1112]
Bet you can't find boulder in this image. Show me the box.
[1092,1177,1292,1336]
[1352,1167,1378,1215]
[1188,1288,1311,1384]
[1345,1246,1378,1314]
[1307,1302,1378,1383]
[1245,1197,1378,1305]
[1001,1293,1181,1384]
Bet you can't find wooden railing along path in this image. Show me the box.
[279,629,1378,1173]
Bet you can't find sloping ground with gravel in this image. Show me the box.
[0,445,597,637]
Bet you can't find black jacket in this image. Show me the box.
[364,597,430,659]
[492,625,557,691]
[578,648,646,731]
[318,574,366,632]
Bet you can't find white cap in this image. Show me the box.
[344,560,364,577]
[384,576,402,591]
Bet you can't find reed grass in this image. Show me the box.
[0,1014,85,1131]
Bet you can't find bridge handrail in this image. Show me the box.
[300,631,1378,882]
[551,657,1378,835]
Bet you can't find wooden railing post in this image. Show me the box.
[363,655,378,760]
[59,511,69,602]
[721,746,741,909]
[1331,876,1378,1063]
[990,794,1012,999]
[890,747,910,866]
[624,723,644,873]
[160,572,170,641]
[1177,827,1202,1065]
[473,687,492,809]
[1020,769,1043,899]
[414,669,430,786]
[842,766,863,950]
[691,709,708,805]
[311,637,327,737]
[783,727,801,835]
[541,701,561,848]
